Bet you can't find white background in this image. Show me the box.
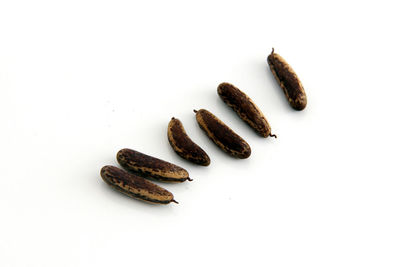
[1,0,399,266]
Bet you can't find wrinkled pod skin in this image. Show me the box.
[194,109,251,159]
[100,166,178,204]
[117,148,191,183]
[168,117,211,166]
[267,48,307,110]
[217,82,276,138]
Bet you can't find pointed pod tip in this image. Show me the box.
[271,47,275,54]
[171,199,179,204]
[187,177,193,181]
[270,134,277,138]
[193,109,198,113]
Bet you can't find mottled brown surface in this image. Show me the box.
[100,166,176,204]
[267,49,307,110]
[195,109,251,159]
[217,82,275,138]
[116,148,190,182]
[168,118,210,166]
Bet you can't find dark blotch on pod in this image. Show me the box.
[217,82,276,138]
[168,117,211,166]
[194,109,251,159]
[267,48,307,110]
[100,165,177,204]
[117,148,191,183]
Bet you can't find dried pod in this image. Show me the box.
[168,117,211,166]
[194,109,251,159]
[217,82,276,138]
[117,148,191,183]
[100,165,177,204]
[267,48,307,110]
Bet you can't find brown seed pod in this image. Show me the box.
[217,82,276,138]
[168,117,211,166]
[194,109,251,159]
[267,48,307,110]
[117,148,191,183]
[100,165,178,204]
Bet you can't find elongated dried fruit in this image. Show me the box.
[117,148,191,183]
[100,166,177,204]
[194,109,251,159]
[217,82,276,138]
[267,48,307,110]
[168,117,211,166]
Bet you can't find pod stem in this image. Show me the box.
[187,177,193,181]
[171,199,179,204]
[193,109,198,113]
[269,133,277,138]
[271,47,275,54]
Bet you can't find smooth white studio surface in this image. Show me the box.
[1,1,399,266]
